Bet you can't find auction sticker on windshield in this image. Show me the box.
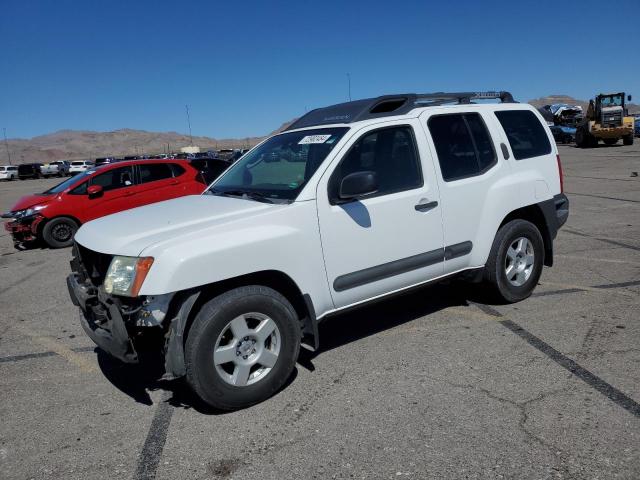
[298,134,332,144]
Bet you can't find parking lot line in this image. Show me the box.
[554,254,640,266]
[133,391,174,480]
[451,303,640,419]
[12,323,98,373]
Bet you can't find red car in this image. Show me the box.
[3,160,207,248]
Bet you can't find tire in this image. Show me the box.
[623,134,634,146]
[42,217,78,248]
[603,138,618,145]
[483,219,544,303]
[575,127,590,148]
[185,285,301,410]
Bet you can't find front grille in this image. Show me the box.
[74,242,113,287]
[601,111,622,128]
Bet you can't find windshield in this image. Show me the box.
[42,171,92,194]
[601,95,623,107]
[207,127,349,202]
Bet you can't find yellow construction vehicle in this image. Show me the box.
[575,92,634,147]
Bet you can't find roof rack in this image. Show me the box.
[285,91,516,131]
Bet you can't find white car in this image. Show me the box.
[69,161,94,174]
[40,161,70,177]
[0,165,18,180]
[68,91,569,410]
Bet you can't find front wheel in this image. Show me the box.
[623,134,634,146]
[185,286,301,410]
[484,219,544,303]
[42,217,78,248]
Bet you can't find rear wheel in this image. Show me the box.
[484,219,544,303]
[185,286,301,410]
[42,217,78,248]
[623,134,634,146]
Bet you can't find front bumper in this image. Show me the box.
[67,273,139,363]
[4,214,45,243]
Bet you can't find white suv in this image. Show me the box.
[0,165,18,180]
[67,91,569,410]
[69,160,94,174]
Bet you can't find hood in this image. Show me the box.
[9,193,55,212]
[74,194,286,257]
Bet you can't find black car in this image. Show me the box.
[189,158,232,184]
[17,163,44,180]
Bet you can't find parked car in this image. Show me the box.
[3,159,207,248]
[67,91,568,410]
[40,161,71,177]
[69,161,94,174]
[549,125,576,144]
[0,165,18,180]
[17,163,43,180]
[189,157,232,184]
[95,157,117,166]
[633,114,640,137]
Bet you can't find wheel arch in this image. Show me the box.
[163,269,317,380]
[498,203,553,267]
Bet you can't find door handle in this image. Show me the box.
[415,200,438,212]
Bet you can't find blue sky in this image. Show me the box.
[1,0,639,139]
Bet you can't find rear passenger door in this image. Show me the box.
[134,162,182,206]
[421,109,507,273]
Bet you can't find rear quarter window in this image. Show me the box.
[494,110,551,160]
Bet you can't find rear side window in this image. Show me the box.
[330,125,422,199]
[494,110,551,160]
[139,163,174,184]
[428,113,497,181]
[168,163,185,177]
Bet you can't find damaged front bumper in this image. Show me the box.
[67,273,139,363]
[4,214,45,244]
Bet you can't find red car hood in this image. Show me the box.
[10,193,55,212]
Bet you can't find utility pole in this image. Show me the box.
[347,73,351,101]
[3,128,11,165]
[185,105,193,145]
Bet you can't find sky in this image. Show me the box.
[1,0,639,140]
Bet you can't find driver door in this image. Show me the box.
[316,120,445,309]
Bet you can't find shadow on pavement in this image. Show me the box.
[95,280,488,414]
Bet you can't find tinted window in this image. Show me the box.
[91,166,134,192]
[494,110,551,160]
[139,163,174,184]
[69,181,88,195]
[168,163,185,177]
[330,126,422,199]
[428,113,497,181]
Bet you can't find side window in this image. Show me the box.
[91,166,134,192]
[330,126,422,199]
[168,163,185,177]
[494,110,551,160]
[139,163,174,184]
[69,181,88,195]
[428,113,497,182]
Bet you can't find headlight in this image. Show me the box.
[104,256,154,297]
[13,205,46,219]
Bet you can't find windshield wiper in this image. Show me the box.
[211,189,275,204]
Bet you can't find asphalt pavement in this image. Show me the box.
[1,144,639,479]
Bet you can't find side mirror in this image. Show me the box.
[339,171,378,201]
[87,184,103,198]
